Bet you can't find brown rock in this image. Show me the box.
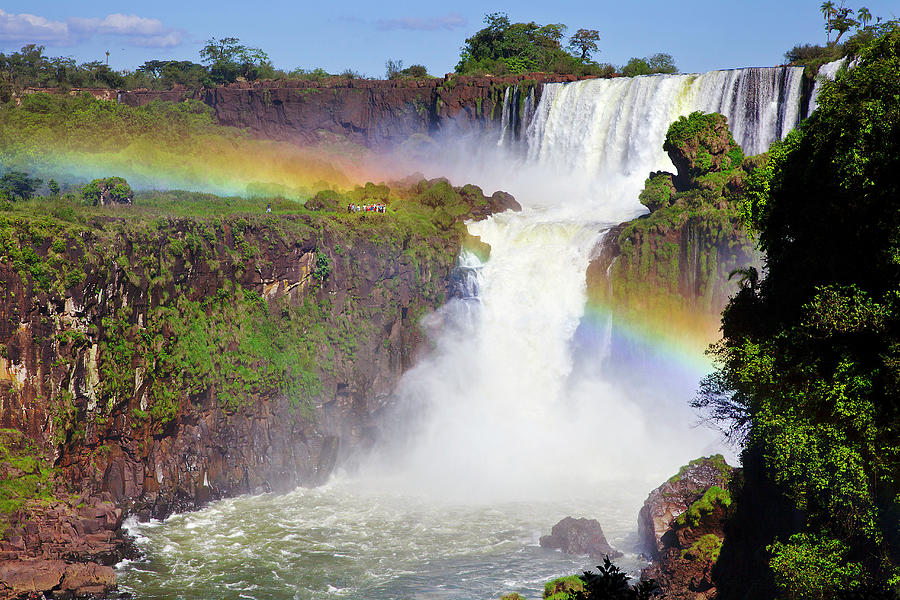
[0,559,65,594]
[638,454,733,559]
[539,516,621,559]
[60,562,116,592]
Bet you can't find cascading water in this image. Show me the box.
[809,58,848,112]
[119,66,808,600]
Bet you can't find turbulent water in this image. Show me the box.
[119,481,645,600]
[120,66,808,599]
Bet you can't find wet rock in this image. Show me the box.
[117,74,597,149]
[638,454,733,559]
[540,516,621,559]
[638,455,737,599]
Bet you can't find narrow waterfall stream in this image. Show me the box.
[118,66,807,599]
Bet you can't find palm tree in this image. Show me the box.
[729,267,759,293]
[821,1,837,43]
[857,6,872,29]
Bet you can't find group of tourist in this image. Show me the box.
[348,203,386,213]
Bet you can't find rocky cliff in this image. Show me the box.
[0,178,516,598]
[640,455,737,600]
[587,112,762,346]
[115,74,589,148]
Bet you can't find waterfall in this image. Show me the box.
[374,66,805,504]
[497,85,537,148]
[525,66,805,180]
[809,58,848,113]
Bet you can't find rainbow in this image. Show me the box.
[580,297,722,379]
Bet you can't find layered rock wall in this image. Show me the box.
[115,74,589,147]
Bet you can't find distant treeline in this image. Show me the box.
[0,38,370,100]
[0,15,684,98]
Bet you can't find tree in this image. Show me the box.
[200,37,272,84]
[456,13,588,76]
[828,7,858,44]
[821,1,837,42]
[857,6,872,29]
[621,57,652,77]
[48,179,60,196]
[401,64,428,77]
[385,58,403,80]
[81,177,133,206]
[697,27,900,596]
[648,52,678,74]
[0,171,42,200]
[568,29,600,60]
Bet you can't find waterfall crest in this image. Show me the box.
[371,66,808,503]
[523,66,804,179]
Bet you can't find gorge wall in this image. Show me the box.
[0,179,518,597]
[116,74,584,148]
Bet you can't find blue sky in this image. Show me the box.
[3,1,898,77]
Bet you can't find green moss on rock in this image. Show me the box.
[681,533,724,562]
[675,485,732,528]
[543,575,585,600]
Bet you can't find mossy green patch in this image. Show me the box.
[543,575,584,600]
[675,485,732,528]
[0,429,56,535]
[681,533,723,562]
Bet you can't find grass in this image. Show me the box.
[0,429,56,536]
[0,176,486,434]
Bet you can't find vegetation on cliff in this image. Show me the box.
[0,91,354,200]
[454,13,677,78]
[784,6,898,78]
[591,111,759,350]
[0,174,503,525]
[698,28,900,598]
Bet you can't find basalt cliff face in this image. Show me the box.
[116,74,588,147]
[0,181,513,598]
[587,112,762,346]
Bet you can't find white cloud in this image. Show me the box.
[0,9,69,43]
[0,9,184,48]
[375,13,467,32]
[68,14,166,36]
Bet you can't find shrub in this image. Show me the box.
[639,172,675,212]
[81,177,133,206]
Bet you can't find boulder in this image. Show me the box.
[662,112,744,191]
[60,562,117,593]
[638,454,737,600]
[0,560,66,595]
[638,454,733,559]
[539,516,621,559]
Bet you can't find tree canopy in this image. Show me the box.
[200,37,274,84]
[698,26,900,598]
[455,13,609,76]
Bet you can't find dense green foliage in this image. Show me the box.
[681,534,724,563]
[0,92,353,200]
[674,485,732,527]
[0,40,372,96]
[200,37,274,84]
[601,111,757,350]
[0,173,480,438]
[0,44,126,98]
[785,10,898,77]
[1,91,229,156]
[0,170,42,200]
[620,53,678,77]
[455,13,613,77]
[80,176,133,206]
[698,28,900,597]
[0,429,55,535]
[566,558,658,600]
[544,575,585,600]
